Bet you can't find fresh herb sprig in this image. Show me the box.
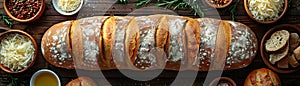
[0,12,13,28]
[136,0,204,17]
[136,0,153,7]
[288,0,292,8]
[7,76,27,86]
[223,0,240,21]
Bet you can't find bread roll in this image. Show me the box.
[41,14,258,71]
[244,68,280,86]
[66,77,97,86]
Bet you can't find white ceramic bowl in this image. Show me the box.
[30,69,61,86]
[52,0,84,15]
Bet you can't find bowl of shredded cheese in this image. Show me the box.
[52,0,84,15]
[244,0,288,24]
[0,30,38,73]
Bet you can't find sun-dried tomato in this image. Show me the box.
[7,0,42,20]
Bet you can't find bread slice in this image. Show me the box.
[102,16,116,68]
[265,30,290,52]
[277,56,289,68]
[293,46,300,60]
[269,43,289,64]
[66,77,97,86]
[289,33,300,52]
[288,54,299,68]
[185,18,200,68]
[124,17,140,69]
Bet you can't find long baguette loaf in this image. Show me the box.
[41,14,258,71]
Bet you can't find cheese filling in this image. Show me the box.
[0,33,35,71]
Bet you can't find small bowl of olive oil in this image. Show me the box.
[30,69,61,86]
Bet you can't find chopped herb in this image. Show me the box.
[136,0,153,7]
[223,0,240,21]
[7,76,28,86]
[0,12,13,28]
[155,0,205,17]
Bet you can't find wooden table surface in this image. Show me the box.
[0,0,300,86]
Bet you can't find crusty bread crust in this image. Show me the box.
[102,17,116,69]
[163,15,189,70]
[124,17,140,70]
[133,15,164,70]
[72,16,109,70]
[66,77,97,86]
[71,20,83,70]
[42,15,258,71]
[244,68,280,86]
[185,18,200,70]
[41,21,74,69]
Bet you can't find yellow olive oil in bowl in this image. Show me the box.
[30,69,61,86]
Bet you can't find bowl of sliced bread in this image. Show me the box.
[261,24,300,73]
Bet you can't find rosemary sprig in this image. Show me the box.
[7,76,27,86]
[184,0,205,17]
[136,0,153,7]
[288,0,292,8]
[223,0,240,21]
[154,0,205,17]
[0,12,13,28]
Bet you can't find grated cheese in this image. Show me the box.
[57,0,81,12]
[248,0,284,21]
[0,33,35,71]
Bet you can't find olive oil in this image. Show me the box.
[34,72,58,86]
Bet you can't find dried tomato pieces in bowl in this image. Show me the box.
[4,0,45,22]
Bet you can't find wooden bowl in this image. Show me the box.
[0,29,38,73]
[209,77,237,86]
[3,0,45,22]
[206,0,233,8]
[244,0,288,24]
[260,24,300,73]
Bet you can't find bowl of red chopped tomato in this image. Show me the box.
[4,0,45,22]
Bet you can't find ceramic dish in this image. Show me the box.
[52,0,84,15]
[0,27,38,73]
[30,69,61,86]
[3,0,45,22]
[244,0,288,24]
[261,24,300,73]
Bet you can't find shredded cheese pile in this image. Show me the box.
[57,0,81,12]
[248,0,284,21]
[0,34,35,71]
